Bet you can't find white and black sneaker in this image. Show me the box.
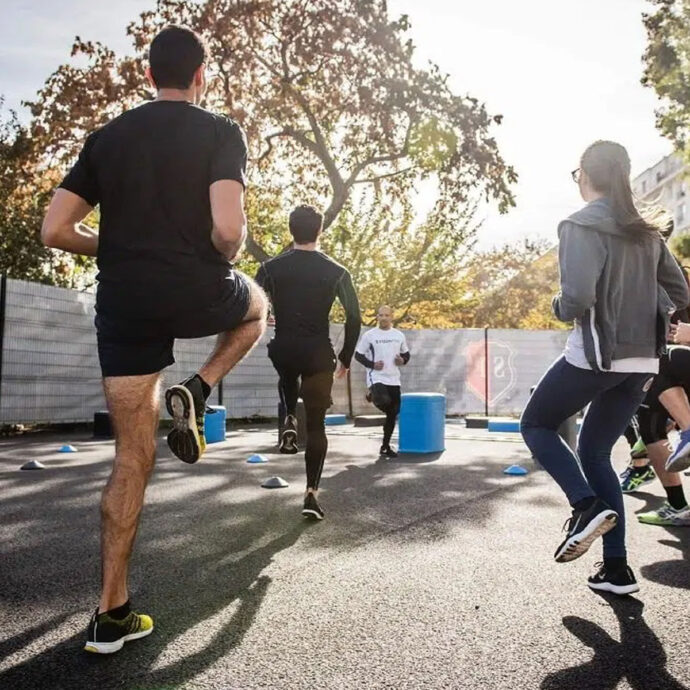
[379,445,398,458]
[554,498,618,563]
[280,414,299,454]
[302,492,324,520]
[587,562,640,595]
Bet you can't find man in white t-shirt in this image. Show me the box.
[354,305,410,457]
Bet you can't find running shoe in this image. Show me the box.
[554,498,618,563]
[666,429,690,473]
[165,375,207,464]
[620,465,656,493]
[587,562,640,595]
[637,502,690,526]
[630,438,647,460]
[84,607,154,654]
[302,492,324,520]
[280,414,299,454]
[379,445,398,458]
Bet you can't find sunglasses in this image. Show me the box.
[571,168,581,183]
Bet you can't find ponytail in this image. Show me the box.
[581,140,667,237]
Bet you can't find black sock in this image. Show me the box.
[196,374,212,400]
[102,600,131,620]
[573,496,596,512]
[603,556,627,572]
[665,485,688,510]
[631,464,650,475]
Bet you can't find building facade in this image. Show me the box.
[632,153,689,234]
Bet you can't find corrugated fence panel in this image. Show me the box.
[488,329,568,417]
[1,279,104,424]
[0,279,570,424]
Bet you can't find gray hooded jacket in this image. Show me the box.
[552,198,689,372]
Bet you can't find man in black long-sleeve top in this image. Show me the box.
[256,205,361,520]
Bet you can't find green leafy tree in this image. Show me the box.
[323,193,479,327]
[460,240,566,330]
[671,232,690,260]
[642,0,690,157]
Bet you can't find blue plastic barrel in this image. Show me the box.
[205,405,227,443]
[399,393,446,453]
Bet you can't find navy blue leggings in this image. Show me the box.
[520,356,650,558]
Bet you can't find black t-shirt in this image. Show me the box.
[60,100,247,317]
[256,249,362,366]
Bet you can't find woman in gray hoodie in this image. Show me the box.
[520,140,689,595]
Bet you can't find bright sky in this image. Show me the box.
[0,0,671,247]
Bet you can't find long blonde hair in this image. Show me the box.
[581,140,666,235]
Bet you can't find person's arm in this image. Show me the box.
[552,222,607,322]
[255,263,275,326]
[354,351,375,368]
[210,180,246,261]
[658,243,690,311]
[670,322,690,344]
[335,269,362,368]
[41,189,98,256]
[394,336,410,365]
[209,120,248,261]
[43,131,100,256]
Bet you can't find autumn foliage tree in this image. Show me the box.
[0,105,96,288]
[26,0,516,263]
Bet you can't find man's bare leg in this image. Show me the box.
[199,280,267,386]
[637,440,690,525]
[166,279,267,463]
[659,386,690,431]
[646,440,683,490]
[100,372,161,612]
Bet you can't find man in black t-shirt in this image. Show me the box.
[256,206,361,520]
[41,26,266,654]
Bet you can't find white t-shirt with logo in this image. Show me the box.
[355,327,410,386]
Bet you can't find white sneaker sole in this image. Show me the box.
[665,441,690,473]
[587,580,640,595]
[166,385,202,464]
[302,509,324,520]
[555,510,618,563]
[84,626,153,654]
[280,430,298,454]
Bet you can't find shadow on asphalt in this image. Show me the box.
[0,432,525,689]
[629,493,690,591]
[641,531,690,591]
[541,593,686,690]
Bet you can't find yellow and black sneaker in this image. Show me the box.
[165,374,207,464]
[84,605,154,654]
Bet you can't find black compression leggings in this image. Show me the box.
[370,383,401,447]
[278,370,333,490]
[304,405,328,489]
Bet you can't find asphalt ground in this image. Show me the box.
[0,424,688,690]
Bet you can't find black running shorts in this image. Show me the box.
[637,346,690,444]
[267,337,336,409]
[96,271,251,377]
